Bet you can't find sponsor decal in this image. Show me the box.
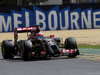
[0,5,100,32]
[41,51,46,55]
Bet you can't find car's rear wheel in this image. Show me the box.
[1,40,15,59]
[20,40,32,61]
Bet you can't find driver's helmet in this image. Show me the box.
[36,32,43,39]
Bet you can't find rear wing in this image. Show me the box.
[14,25,40,33]
[14,26,36,43]
[15,27,36,33]
[14,25,41,43]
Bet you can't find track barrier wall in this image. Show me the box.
[0,4,100,32]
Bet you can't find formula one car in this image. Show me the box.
[1,25,80,61]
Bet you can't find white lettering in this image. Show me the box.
[13,13,22,28]
[25,12,30,27]
[82,10,92,29]
[0,15,12,32]
[36,10,46,30]
[93,11,100,28]
[48,11,57,30]
[71,12,80,29]
[60,10,69,30]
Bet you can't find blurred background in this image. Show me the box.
[0,0,100,6]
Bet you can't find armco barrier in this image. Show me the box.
[0,4,100,32]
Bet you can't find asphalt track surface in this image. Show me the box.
[0,48,100,75]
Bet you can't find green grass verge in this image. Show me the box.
[78,45,100,49]
[59,44,100,49]
[0,43,1,47]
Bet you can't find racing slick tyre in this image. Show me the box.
[20,40,32,61]
[65,37,78,58]
[1,40,15,59]
[65,37,77,49]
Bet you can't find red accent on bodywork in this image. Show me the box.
[30,36,35,39]
[50,35,54,38]
[34,28,40,34]
[61,49,69,53]
[61,49,74,54]
[70,49,74,53]
[14,28,18,37]
[14,28,18,42]
[17,27,36,31]
[32,52,34,56]
[41,51,46,55]
[32,54,34,56]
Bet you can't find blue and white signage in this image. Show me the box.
[0,5,100,32]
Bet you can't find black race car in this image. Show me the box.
[1,25,80,61]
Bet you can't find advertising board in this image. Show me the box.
[0,4,100,32]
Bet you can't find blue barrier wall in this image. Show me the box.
[0,4,100,32]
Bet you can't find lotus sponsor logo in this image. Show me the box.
[0,6,100,32]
